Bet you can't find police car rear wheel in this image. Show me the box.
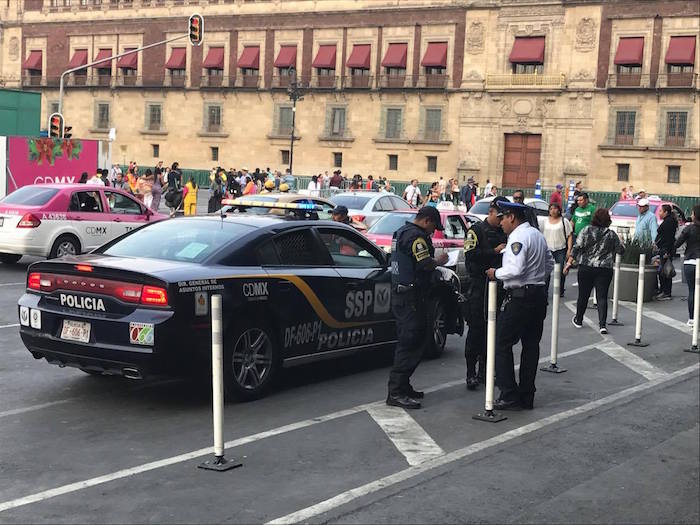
[0,253,21,264]
[50,235,80,259]
[424,297,447,359]
[224,325,279,400]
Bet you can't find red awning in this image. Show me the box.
[509,37,545,64]
[68,49,88,69]
[117,49,138,69]
[381,43,407,68]
[165,47,186,69]
[23,50,42,71]
[238,46,260,69]
[614,37,644,65]
[421,42,447,67]
[274,45,297,68]
[203,47,225,69]
[346,44,371,68]
[92,49,112,68]
[312,45,337,69]
[665,36,696,65]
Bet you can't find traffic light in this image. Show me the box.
[49,112,64,138]
[188,14,203,46]
[63,126,72,139]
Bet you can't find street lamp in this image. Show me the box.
[286,67,303,178]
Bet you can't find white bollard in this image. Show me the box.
[685,259,700,354]
[627,253,649,347]
[473,281,506,422]
[198,295,242,471]
[542,263,566,373]
[609,253,623,325]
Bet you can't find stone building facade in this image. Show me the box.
[0,0,698,195]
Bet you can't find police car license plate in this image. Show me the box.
[60,320,91,343]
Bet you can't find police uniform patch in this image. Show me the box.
[464,229,478,252]
[511,242,523,255]
[412,237,430,262]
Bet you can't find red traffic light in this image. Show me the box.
[49,112,64,138]
[188,14,204,46]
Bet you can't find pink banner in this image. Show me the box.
[6,136,98,192]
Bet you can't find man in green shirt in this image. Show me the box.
[571,193,595,238]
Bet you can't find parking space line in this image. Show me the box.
[0,343,601,513]
[0,282,23,287]
[0,323,19,329]
[0,399,75,419]
[265,364,699,525]
[366,406,444,466]
[619,301,692,335]
[596,341,667,381]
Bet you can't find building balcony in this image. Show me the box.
[234,74,261,89]
[21,74,45,87]
[163,74,187,88]
[341,75,373,89]
[272,75,311,90]
[200,74,227,88]
[485,73,566,89]
[416,74,450,89]
[310,75,339,89]
[606,74,651,89]
[656,73,697,89]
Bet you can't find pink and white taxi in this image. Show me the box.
[0,184,167,264]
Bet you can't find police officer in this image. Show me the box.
[512,189,541,231]
[388,206,449,409]
[463,196,509,390]
[486,201,553,410]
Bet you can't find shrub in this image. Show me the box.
[620,238,653,265]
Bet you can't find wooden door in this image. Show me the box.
[503,134,541,188]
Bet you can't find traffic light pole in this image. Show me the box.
[58,33,188,115]
[286,68,303,178]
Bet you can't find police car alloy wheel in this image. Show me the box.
[424,297,448,358]
[224,325,279,400]
[50,235,80,259]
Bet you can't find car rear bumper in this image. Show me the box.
[0,231,48,257]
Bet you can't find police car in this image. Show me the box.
[0,184,167,263]
[18,202,464,400]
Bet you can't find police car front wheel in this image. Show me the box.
[224,324,280,401]
[424,297,448,359]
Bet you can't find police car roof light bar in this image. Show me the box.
[221,199,323,212]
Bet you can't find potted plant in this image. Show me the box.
[613,239,657,302]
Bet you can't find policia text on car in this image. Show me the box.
[387,206,449,409]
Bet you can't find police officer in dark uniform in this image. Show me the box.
[388,206,448,409]
[463,196,509,390]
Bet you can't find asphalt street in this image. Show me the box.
[0,252,698,524]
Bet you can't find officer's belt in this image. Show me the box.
[505,284,546,299]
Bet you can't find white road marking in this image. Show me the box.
[619,301,692,335]
[366,406,444,466]
[0,343,601,513]
[0,399,75,419]
[0,323,19,329]
[0,282,23,287]
[266,364,699,525]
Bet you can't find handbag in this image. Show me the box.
[662,258,677,279]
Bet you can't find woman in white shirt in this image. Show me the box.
[543,203,573,296]
[307,175,321,196]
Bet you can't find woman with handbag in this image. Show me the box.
[675,204,700,326]
[654,204,678,301]
[543,203,573,296]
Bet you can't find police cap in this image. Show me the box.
[489,196,510,217]
[416,206,444,231]
[332,205,349,217]
[498,200,529,219]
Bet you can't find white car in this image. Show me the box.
[468,195,549,230]
[330,191,414,228]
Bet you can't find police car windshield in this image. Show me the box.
[469,201,492,215]
[611,202,658,217]
[1,186,59,206]
[332,195,372,210]
[368,212,415,235]
[101,219,254,262]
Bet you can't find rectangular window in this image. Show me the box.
[330,107,346,136]
[152,144,159,158]
[385,108,402,139]
[147,104,162,131]
[425,108,442,141]
[49,102,60,115]
[333,152,342,168]
[666,112,687,147]
[617,163,629,182]
[278,106,293,135]
[206,105,222,132]
[388,154,398,171]
[667,165,680,184]
[211,146,219,162]
[513,63,544,74]
[281,150,290,165]
[615,111,636,145]
[427,156,438,173]
[96,103,110,129]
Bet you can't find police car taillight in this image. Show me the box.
[27,272,53,291]
[141,286,168,306]
[17,213,41,228]
[114,283,143,303]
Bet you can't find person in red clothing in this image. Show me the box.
[550,183,563,208]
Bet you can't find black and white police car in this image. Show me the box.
[18,202,464,399]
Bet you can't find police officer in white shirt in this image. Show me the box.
[486,201,554,410]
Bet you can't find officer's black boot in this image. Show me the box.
[386,393,421,409]
[476,355,486,385]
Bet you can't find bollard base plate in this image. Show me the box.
[627,340,649,348]
[683,345,699,354]
[473,410,507,423]
[540,363,567,373]
[608,319,624,326]
[198,455,242,472]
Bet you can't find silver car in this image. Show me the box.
[330,191,414,228]
[468,195,550,230]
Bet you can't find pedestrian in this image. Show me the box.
[550,183,564,208]
[308,175,321,196]
[113,172,129,192]
[184,176,198,216]
[627,185,635,199]
[208,172,224,213]
[674,204,700,326]
[242,176,256,196]
[654,204,678,301]
[512,189,540,230]
[543,203,573,296]
[87,169,105,186]
[100,168,111,187]
[620,187,628,201]
[451,178,460,203]
[636,188,648,200]
[633,198,658,245]
[438,177,446,201]
[402,179,422,207]
[566,208,624,334]
[330,169,343,189]
[483,179,492,198]
[151,168,163,211]
[165,162,183,216]
[486,201,553,410]
[571,192,595,243]
[78,171,88,184]
[387,206,449,409]
[426,192,439,208]
[138,169,154,209]
[463,196,508,390]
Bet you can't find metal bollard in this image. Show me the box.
[627,254,649,347]
[542,263,566,373]
[609,253,624,326]
[473,281,507,423]
[198,295,242,472]
[685,259,700,354]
